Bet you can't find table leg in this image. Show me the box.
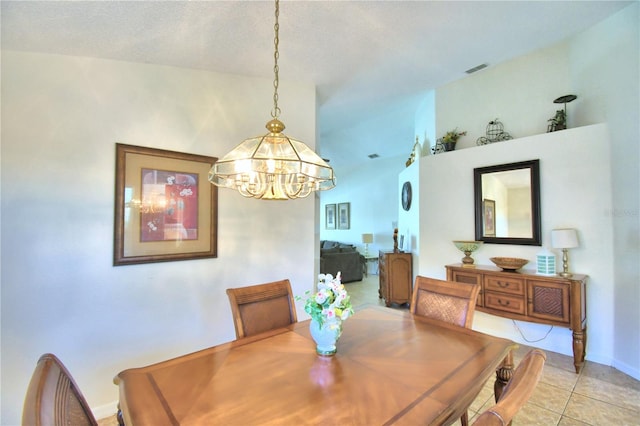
[494,350,514,402]
[572,325,587,373]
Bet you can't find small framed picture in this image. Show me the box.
[338,202,350,230]
[325,204,336,230]
[483,198,496,237]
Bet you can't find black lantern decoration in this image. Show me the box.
[547,94,577,132]
[476,119,513,145]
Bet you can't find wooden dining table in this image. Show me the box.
[114,305,517,425]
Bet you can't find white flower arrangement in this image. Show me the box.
[298,272,354,327]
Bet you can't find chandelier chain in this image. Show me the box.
[271,0,281,119]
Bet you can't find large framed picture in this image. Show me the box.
[114,143,218,265]
[325,204,336,230]
[338,202,350,230]
[483,198,496,237]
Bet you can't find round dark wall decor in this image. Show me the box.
[401,181,412,211]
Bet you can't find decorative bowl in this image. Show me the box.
[490,257,529,271]
[453,241,483,253]
[453,241,483,266]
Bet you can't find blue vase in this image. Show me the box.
[309,318,342,356]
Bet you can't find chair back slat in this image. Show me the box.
[410,276,481,329]
[22,353,98,426]
[227,279,298,339]
[473,349,547,426]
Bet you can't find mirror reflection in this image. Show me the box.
[474,159,541,246]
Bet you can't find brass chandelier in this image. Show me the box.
[208,0,336,200]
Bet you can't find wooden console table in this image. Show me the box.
[446,263,587,373]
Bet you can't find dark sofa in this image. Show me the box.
[320,240,365,283]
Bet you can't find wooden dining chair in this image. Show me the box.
[226,279,298,339]
[410,275,481,329]
[472,349,547,425]
[22,353,98,426]
[410,275,481,425]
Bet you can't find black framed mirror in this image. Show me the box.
[474,159,541,245]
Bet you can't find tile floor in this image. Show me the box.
[99,274,640,425]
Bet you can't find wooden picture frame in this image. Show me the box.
[483,198,496,237]
[338,202,350,230]
[114,143,218,265]
[325,204,336,230]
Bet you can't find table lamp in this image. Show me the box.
[551,229,579,277]
[362,233,373,256]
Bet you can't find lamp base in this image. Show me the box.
[559,249,573,278]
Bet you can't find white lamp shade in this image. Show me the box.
[362,233,373,244]
[551,229,579,249]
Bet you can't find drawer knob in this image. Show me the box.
[497,281,510,288]
[498,299,510,306]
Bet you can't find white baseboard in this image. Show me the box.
[612,359,640,381]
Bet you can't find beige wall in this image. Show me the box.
[435,42,571,146]
[410,3,638,379]
[1,51,318,423]
[569,2,639,381]
[319,155,406,254]
[416,125,615,365]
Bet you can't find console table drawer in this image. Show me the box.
[485,275,525,296]
[484,292,525,314]
[450,270,483,307]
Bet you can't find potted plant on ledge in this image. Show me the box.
[440,129,467,151]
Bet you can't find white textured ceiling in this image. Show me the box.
[1,1,631,168]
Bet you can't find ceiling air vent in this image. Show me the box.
[368,153,379,159]
[465,63,488,74]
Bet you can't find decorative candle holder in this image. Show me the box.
[536,248,556,276]
[453,241,483,267]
